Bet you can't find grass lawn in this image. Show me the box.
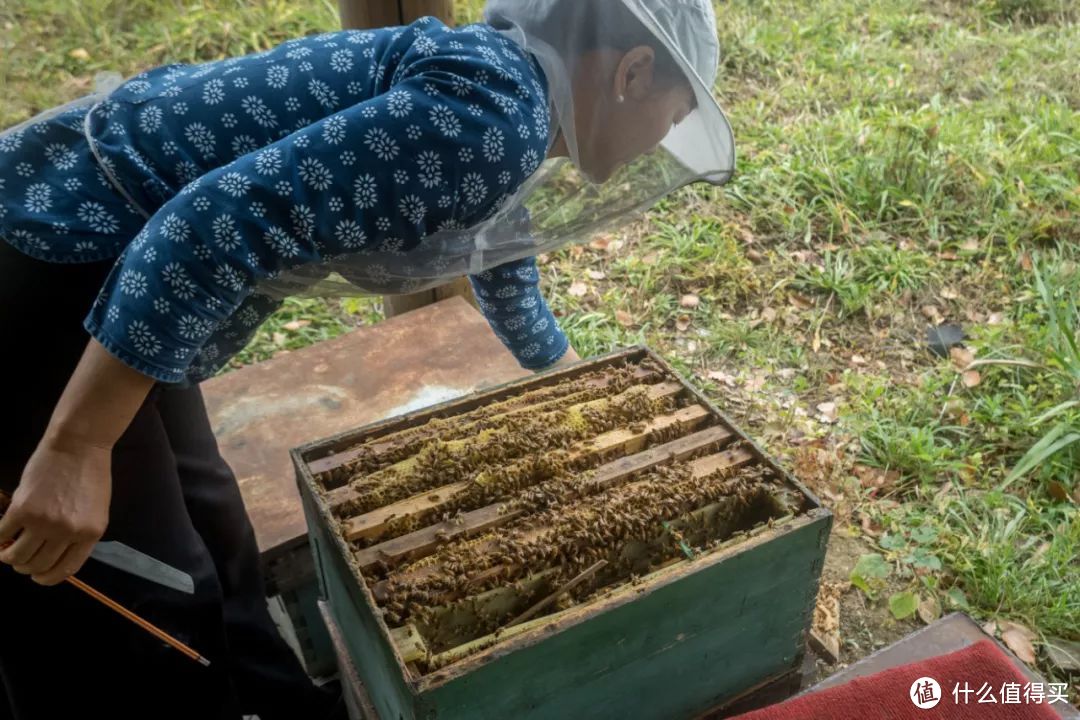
[3,0,1077,694]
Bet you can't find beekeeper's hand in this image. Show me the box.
[0,440,112,585]
[0,339,154,585]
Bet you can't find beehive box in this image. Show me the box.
[294,347,831,720]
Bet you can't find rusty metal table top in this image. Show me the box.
[201,297,530,561]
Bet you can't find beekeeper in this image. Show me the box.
[0,0,733,716]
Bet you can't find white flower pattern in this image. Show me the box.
[1,19,564,382]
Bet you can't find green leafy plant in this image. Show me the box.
[1000,259,1080,490]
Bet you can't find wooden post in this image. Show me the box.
[337,0,455,33]
[337,0,479,318]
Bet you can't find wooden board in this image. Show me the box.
[202,297,529,561]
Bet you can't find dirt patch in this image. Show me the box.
[809,527,922,679]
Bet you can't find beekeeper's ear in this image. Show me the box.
[614,46,657,103]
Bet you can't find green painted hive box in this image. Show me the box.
[293,347,831,720]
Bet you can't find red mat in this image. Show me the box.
[732,640,1067,720]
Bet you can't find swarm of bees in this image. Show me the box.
[324,364,649,489]
[336,385,671,523]
[379,461,776,620]
[316,358,798,668]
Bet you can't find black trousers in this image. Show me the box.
[0,240,335,719]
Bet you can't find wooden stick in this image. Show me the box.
[506,560,607,628]
[0,492,209,667]
[65,577,211,667]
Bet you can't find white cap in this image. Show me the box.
[620,0,735,184]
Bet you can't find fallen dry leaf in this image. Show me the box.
[567,281,588,297]
[1002,628,1037,665]
[615,310,635,327]
[680,294,700,309]
[1019,252,1033,271]
[852,464,901,495]
[1047,481,1071,503]
[941,287,959,300]
[761,306,778,322]
[859,512,882,537]
[282,319,311,332]
[950,346,974,370]
[817,401,839,423]
[746,249,765,263]
[851,354,868,365]
[588,235,612,251]
[706,370,737,387]
[586,269,606,281]
[921,305,941,321]
[68,47,90,61]
[961,238,980,252]
[962,370,982,388]
[987,312,1006,325]
[641,252,659,266]
[918,595,942,625]
[272,332,287,346]
[744,374,767,392]
[789,293,815,311]
[984,620,1038,665]
[675,314,692,332]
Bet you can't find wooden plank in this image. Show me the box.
[325,380,686,511]
[586,434,748,495]
[355,426,737,574]
[309,365,659,477]
[685,446,756,478]
[389,624,430,665]
[342,404,715,543]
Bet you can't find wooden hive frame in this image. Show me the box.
[294,347,832,720]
